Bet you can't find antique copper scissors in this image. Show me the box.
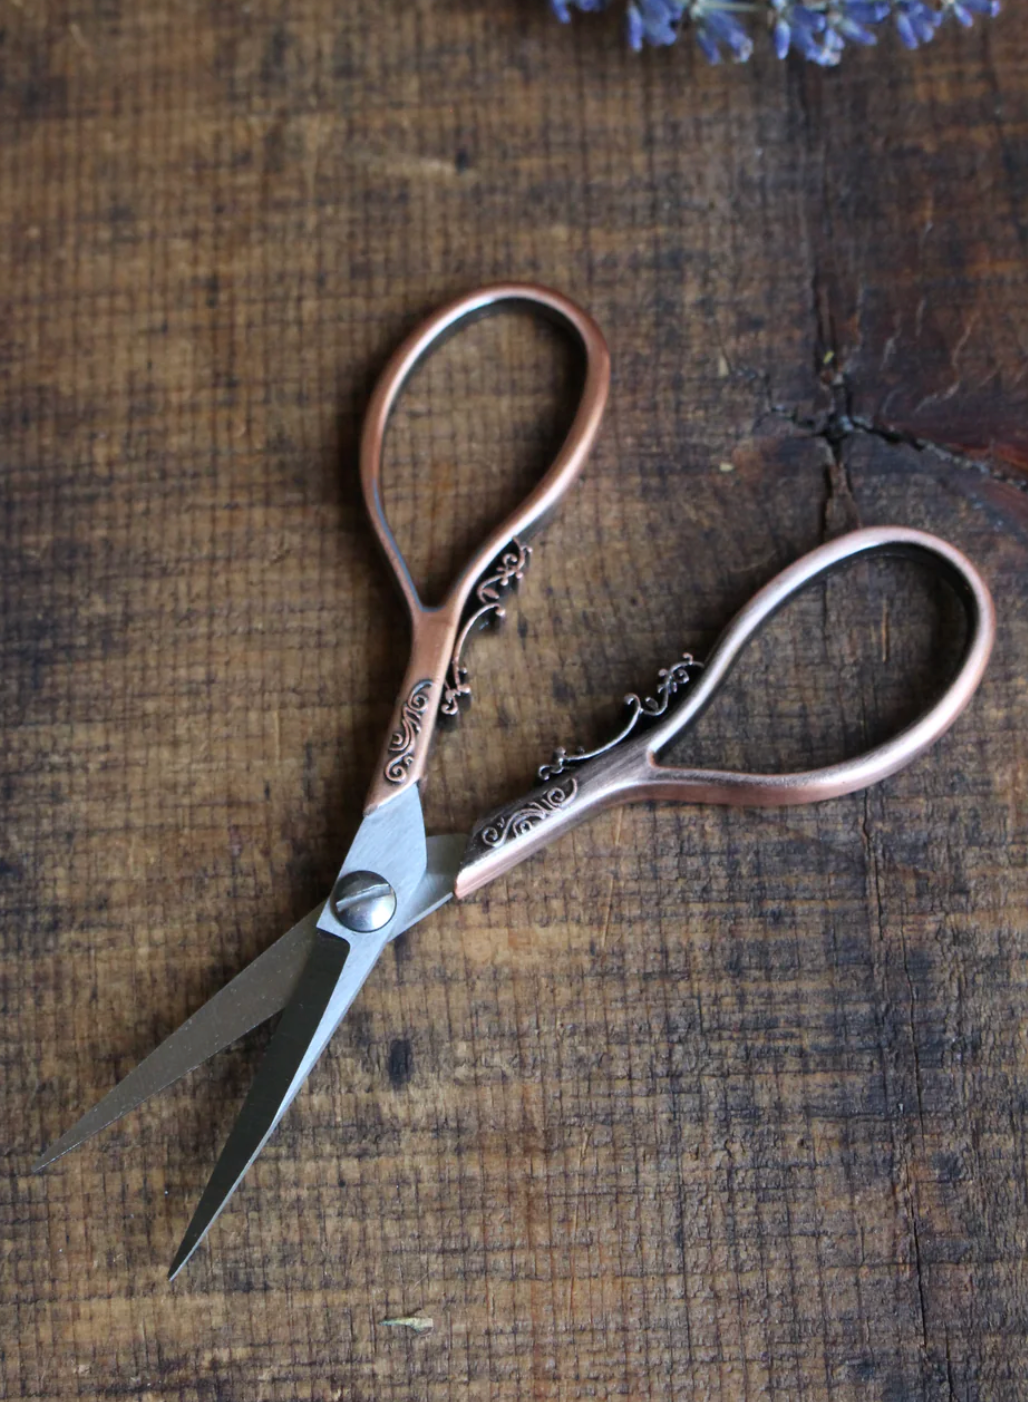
[33,284,996,1278]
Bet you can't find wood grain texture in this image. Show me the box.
[2,3,1028,1398]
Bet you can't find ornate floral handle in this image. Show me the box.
[359,283,611,813]
[455,526,996,898]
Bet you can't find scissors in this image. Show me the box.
[33,284,996,1279]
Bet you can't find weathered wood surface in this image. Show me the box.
[3,3,1028,1398]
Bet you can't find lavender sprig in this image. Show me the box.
[550,0,998,64]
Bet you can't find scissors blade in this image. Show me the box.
[168,927,381,1280]
[32,907,321,1171]
[34,834,466,1172]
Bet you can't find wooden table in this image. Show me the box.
[3,4,1027,1398]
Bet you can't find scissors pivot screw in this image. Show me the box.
[330,871,397,932]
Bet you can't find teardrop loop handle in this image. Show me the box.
[456,526,995,897]
[636,525,995,803]
[361,283,610,813]
[360,282,610,622]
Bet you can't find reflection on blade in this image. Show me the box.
[168,929,386,1279]
[32,908,322,1171]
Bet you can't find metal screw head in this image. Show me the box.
[330,870,397,933]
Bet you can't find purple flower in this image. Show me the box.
[687,1,755,61]
[942,0,999,25]
[548,0,999,62]
[625,0,685,49]
[829,0,891,44]
[770,0,828,60]
[893,0,943,45]
[772,0,890,61]
[550,0,610,21]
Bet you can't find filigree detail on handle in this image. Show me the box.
[440,539,532,717]
[479,779,579,848]
[539,654,703,782]
[384,680,433,784]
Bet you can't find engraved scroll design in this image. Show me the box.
[440,539,532,717]
[479,779,579,849]
[538,654,703,782]
[384,679,433,784]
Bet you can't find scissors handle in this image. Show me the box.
[455,526,996,898]
[360,283,611,814]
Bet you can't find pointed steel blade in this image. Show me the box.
[33,833,466,1173]
[168,928,385,1279]
[32,907,322,1171]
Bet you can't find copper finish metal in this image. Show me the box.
[359,283,611,814]
[456,526,996,897]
